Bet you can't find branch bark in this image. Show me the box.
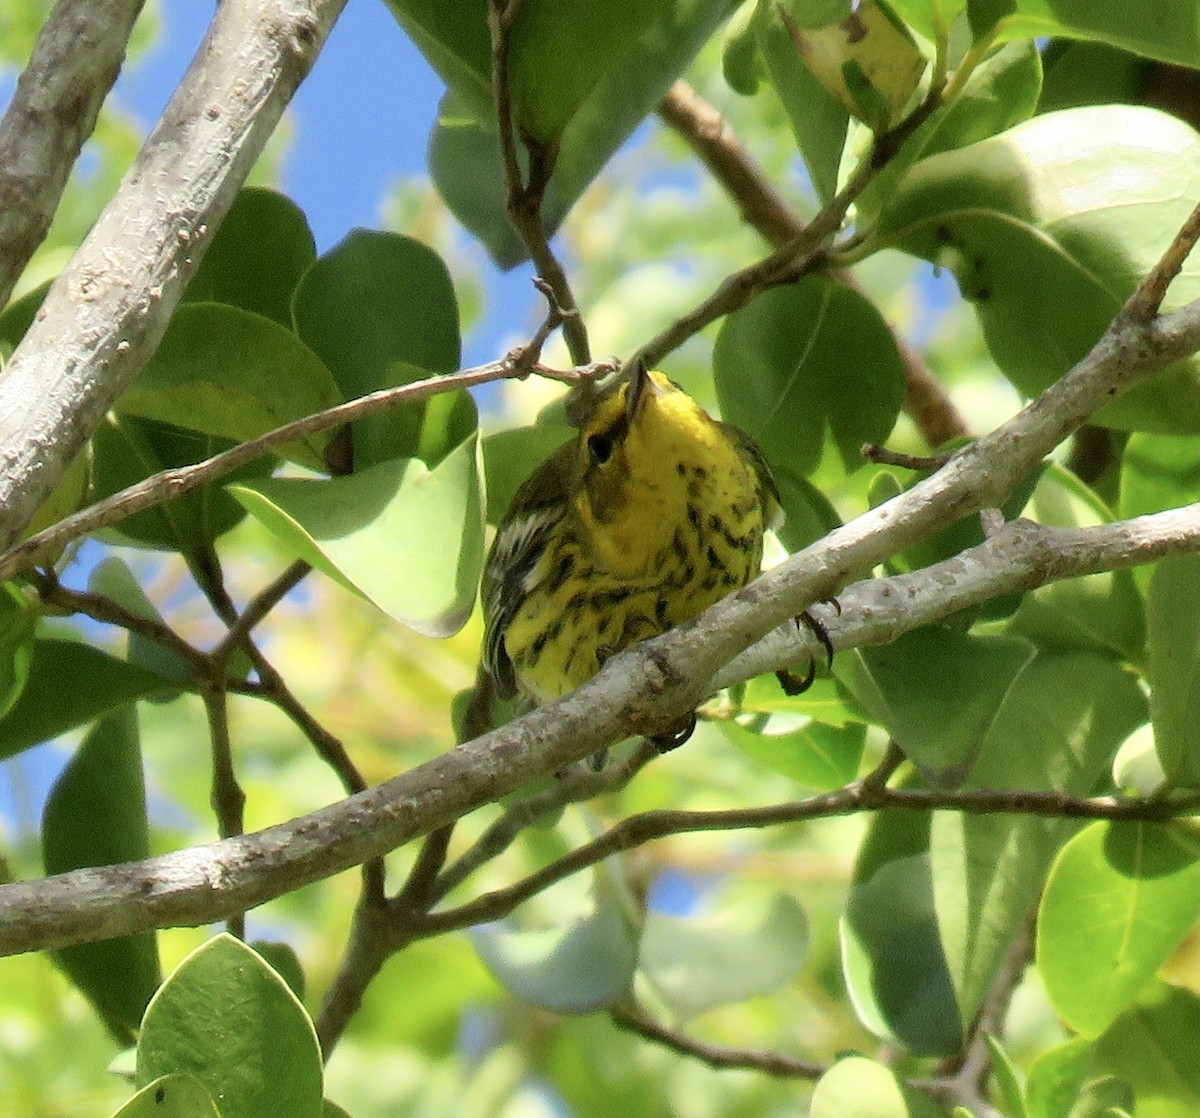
[0,0,348,552]
[0,0,147,308]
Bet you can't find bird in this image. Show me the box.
[479,361,829,760]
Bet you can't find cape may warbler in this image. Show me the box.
[481,362,814,753]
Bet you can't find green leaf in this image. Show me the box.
[1120,434,1200,522]
[137,934,323,1118]
[857,39,1044,229]
[755,0,851,204]
[292,230,461,470]
[842,841,963,1055]
[428,0,732,266]
[42,708,161,1044]
[782,0,926,131]
[875,106,1200,434]
[507,0,665,143]
[810,1056,945,1118]
[882,0,966,44]
[110,1074,221,1118]
[0,583,35,721]
[117,303,343,472]
[930,652,1147,1028]
[230,431,485,637]
[1146,554,1200,787]
[967,0,1200,68]
[1112,724,1167,799]
[1027,1036,1093,1118]
[470,900,640,1014]
[427,98,529,269]
[182,187,316,328]
[839,629,1035,779]
[639,891,808,1019]
[1007,466,1146,660]
[1067,1077,1136,1118]
[249,941,306,1003]
[987,1033,1030,1118]
[1091,981,1200,1118]
[713,276,906,477]
[481,422,573,526]
[738,673,862,725]
[722,0,763,95]
[1038,821,1200,1038]
[90,415,276,553]
[0,639,181,760]
[719,716,865,789]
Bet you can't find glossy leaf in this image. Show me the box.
[481,422,572,526]
[1026,1037,1094,1118]
[931,652,1147,1027]
[967,0,1200,68]
[720,716,865,789]
[875,106,1200,433]
[118,303,342,471]
[839,629,1035,779]
[1008,466,1146,661]
[470,900,639,1014]
[90,415,276,553]
[0,639,181,760]
[810,1056,944,1118]
[754,0,850,204]
[1091,981,1200,1118]
[428,0,731,266]
[857,39,1043,227]
[292,230,461,470]
[882,0,966,43]
[137,934,323,1118]
[639,891,808,1019]
[987,1034,1030,1118]
[0,582,35,721]
[507,0,665,144]
[182,187,316,328]
[42,708,161,1044]
[713,276,905,477]
[1038,821,1200,1037]
[1120,434,1200,523]
[229,432,485,637]
[783,0,925,131]
[842,796,963,1055]
[1146,554,1200,787]
[111,1074,221,1118]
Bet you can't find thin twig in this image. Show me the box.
[430,741,659,904]
[214,559,311,660]
[861,444,955,472]
[200,686,246,939]
[0,348,615,584]
[1121,198,1200,322]
[488,0,590,365]
[656,80,969,448]
[610,1003,827,1079]
[29,568,210,675]
[413,780,1199,936]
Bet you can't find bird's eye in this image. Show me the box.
[587,432,614,464]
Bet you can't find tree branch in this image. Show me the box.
[0,0,348,551]
[655,79,969,447]
[0,352,617,583]
[0,0,147,309]
[610,1003,827,1079]
[1,281,1198,956]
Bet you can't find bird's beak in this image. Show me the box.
[625,359,661,422]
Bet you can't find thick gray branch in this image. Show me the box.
[0,0,146,308]
[0,0,346,551]
[0,498,1194,958]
